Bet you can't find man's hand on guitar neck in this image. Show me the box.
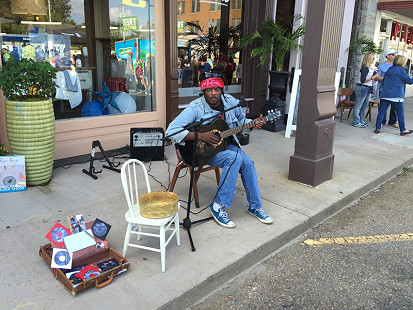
[253,114,265,130]
[185,131,220,146]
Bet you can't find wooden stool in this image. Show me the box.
[365,99,380,121]
[336,88,355,122]
[169,145,220,208]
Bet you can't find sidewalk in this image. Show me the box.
[2,98,413,310]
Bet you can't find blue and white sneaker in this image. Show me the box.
[210,205,235,228]
[352,122,366,128]
[247,206,273,224]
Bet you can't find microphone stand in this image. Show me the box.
[164,102,243,251]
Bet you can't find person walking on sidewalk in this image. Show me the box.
[375,49,399,128]
[353,53,379,128]
[374,55,413,136]
[166,73,273,229]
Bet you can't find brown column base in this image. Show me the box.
[288,154,334,187]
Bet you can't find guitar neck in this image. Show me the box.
[220,116,268,139]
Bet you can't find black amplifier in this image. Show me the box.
[130,128,164,161]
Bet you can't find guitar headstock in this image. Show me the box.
[266,110,278,123]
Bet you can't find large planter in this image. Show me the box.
[262,71,289,132]
[268,71,290,100]
[5,98,55,186]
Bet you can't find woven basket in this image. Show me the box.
[5,99,55,186]
[139,191,178,219]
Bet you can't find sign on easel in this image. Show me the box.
[285,70,341,138]
[0,155,26,193]
[285,69,302,138]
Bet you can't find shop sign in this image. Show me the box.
[178,20,186,34]
[122,0,146,8]
[120,16,139,32]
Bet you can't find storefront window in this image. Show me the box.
[231,0,241,10]
[210,2,220,11]
[177,0,242,106]
[191,0,200,13]
[109,0,156,113]
[0,0,156,120]
[209,19,220,29]
[178,1,185,15]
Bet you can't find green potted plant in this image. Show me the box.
[241,15,305,96]
[241,15,305,131]
[0,45,57,185]
[241,15,305,72]
[347,35,383,55]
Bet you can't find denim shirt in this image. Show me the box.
[166,93,251,145]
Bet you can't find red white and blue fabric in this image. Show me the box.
[200,78,224,90]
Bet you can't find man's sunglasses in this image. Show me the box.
[205,72,222,78]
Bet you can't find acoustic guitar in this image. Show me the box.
[178,110,278,167]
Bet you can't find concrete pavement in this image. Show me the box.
[2,97,413,310]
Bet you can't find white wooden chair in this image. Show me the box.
[121,159,180,272]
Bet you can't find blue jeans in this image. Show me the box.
[207,142,262,209]
[353,85,370,124]
[382,105,398,125]
[376,99,406,132]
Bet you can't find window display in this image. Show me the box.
[0,0,156,120]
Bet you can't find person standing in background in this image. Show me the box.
[10,41,19,60]
[375,49,398,128]
[198,56,211,79]
[374,55,413,136]
[352,52,379,128]
[135,59,146,92]
[125,51,136,92]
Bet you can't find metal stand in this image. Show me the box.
[180,124,213,251]
[82,140,121,180]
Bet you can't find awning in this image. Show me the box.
[378,1,413,20]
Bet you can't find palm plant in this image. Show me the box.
[185,22,242,59]
[347,35,383,55]
[240,15,305,71]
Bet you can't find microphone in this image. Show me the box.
[238,96,247,107]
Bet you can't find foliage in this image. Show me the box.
[185,22,242,59]
[50,0,73,23]
[0,45,57,101]
[0,0,73,34]
[240,15,305,71]
[0,144,8,156]
[347,36,383,55]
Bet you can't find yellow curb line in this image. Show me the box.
[302,233,413,246]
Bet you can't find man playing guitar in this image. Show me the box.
[166,72,273,228]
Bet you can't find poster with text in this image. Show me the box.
[0,155,26,193]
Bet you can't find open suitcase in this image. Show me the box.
[39,243,130,295]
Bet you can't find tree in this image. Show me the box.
[50,0,72,23]
[185,22,242,59]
